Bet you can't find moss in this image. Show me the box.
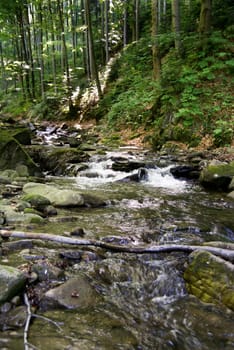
[199,161,234,190]
[184,250,234,311]
[22,194,51,209]
[0,129,41,176]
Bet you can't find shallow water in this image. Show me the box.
[1,150,234,350]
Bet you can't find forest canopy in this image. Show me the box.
[0,0,233,147]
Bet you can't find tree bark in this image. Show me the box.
[199,0,212,35]
[171,0,182,56]
[84,0,102,99]
[151,0,161,81]
[1,229,234,262]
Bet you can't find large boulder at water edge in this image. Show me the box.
[23,182,107,208]
[0,265,27,304]
[23,182,84,207]
[184,250,234,311]
[29,147,90,176]
[0,128,41,176]
[199,160,234,191]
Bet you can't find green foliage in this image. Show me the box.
[99,29,233,148]
[213,119,234,147]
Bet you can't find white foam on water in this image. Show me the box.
[75,154,188,192]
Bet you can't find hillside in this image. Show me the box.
[91,30,234,150]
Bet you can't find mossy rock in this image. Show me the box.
[0,265,27,304]
[23,182,85,207]
[199,161,234,191]
[22,193,51,211]
[0,127,31,146]
[37,148,90,175]
[0,129,41,176]
[184,250,234,311]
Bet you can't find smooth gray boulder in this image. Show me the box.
[0,265,27,304]
[23,182,84,207]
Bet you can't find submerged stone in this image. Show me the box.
[0,305,27,331]
[184,250,234,311]
[41,275,99,310]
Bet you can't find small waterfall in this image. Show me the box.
[76,153,188,192]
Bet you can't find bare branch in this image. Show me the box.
[1,229,234,262]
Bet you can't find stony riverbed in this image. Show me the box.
[0,121,234,350]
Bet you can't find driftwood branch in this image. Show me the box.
[23,293,38,350]
[1,229,234,262]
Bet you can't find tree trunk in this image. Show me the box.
[199,0,212,51]
[199,0,212,35]
[123,0,128,46]
[105,0,109,63]
[37,2,45,99]
[57,0,74,111]
[135,0,140,42]
[48,0,57,94]
[84,0,102,99]
[151,0,161,81]
[171,0,182,56]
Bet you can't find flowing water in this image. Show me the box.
[1,149,234,350]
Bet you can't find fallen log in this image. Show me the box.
[1,229,234,262]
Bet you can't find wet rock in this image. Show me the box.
[23,182,84,207]
[111,158,145,172]
[0,265,27,304]
[229,177,234,190]
[40,275,99,310]
[227,191,234,200]
[1,205,44,225]
[199,160,234,191]
[0,129,42,176]
[1,184,22,198]
[0,211,6,225]
[70,227,85,237]
[184,250,234,311]
[15,164,29,177]
[23,207,45,218]
[22,193,51,211]
[0,176,11,185]
[32,262,64,282]
[82,192,107,207]
[43,205,58,216]
[31,147,90,176]
[59,251,83,262]
[15,201,31,212]
[118,168,148,182]
[0,169,18,182]
[2,239,34,253]
[170,165,200,180]
[0,305,27,331]
[60,250,99,264]
[101,236,133,245]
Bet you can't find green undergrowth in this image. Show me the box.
[97,29,234,149]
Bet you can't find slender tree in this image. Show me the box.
[57,0,73,109]
[199,0,212,35]
[152,0,161,81]
[84,0,102,98]
[171,0,182,56]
